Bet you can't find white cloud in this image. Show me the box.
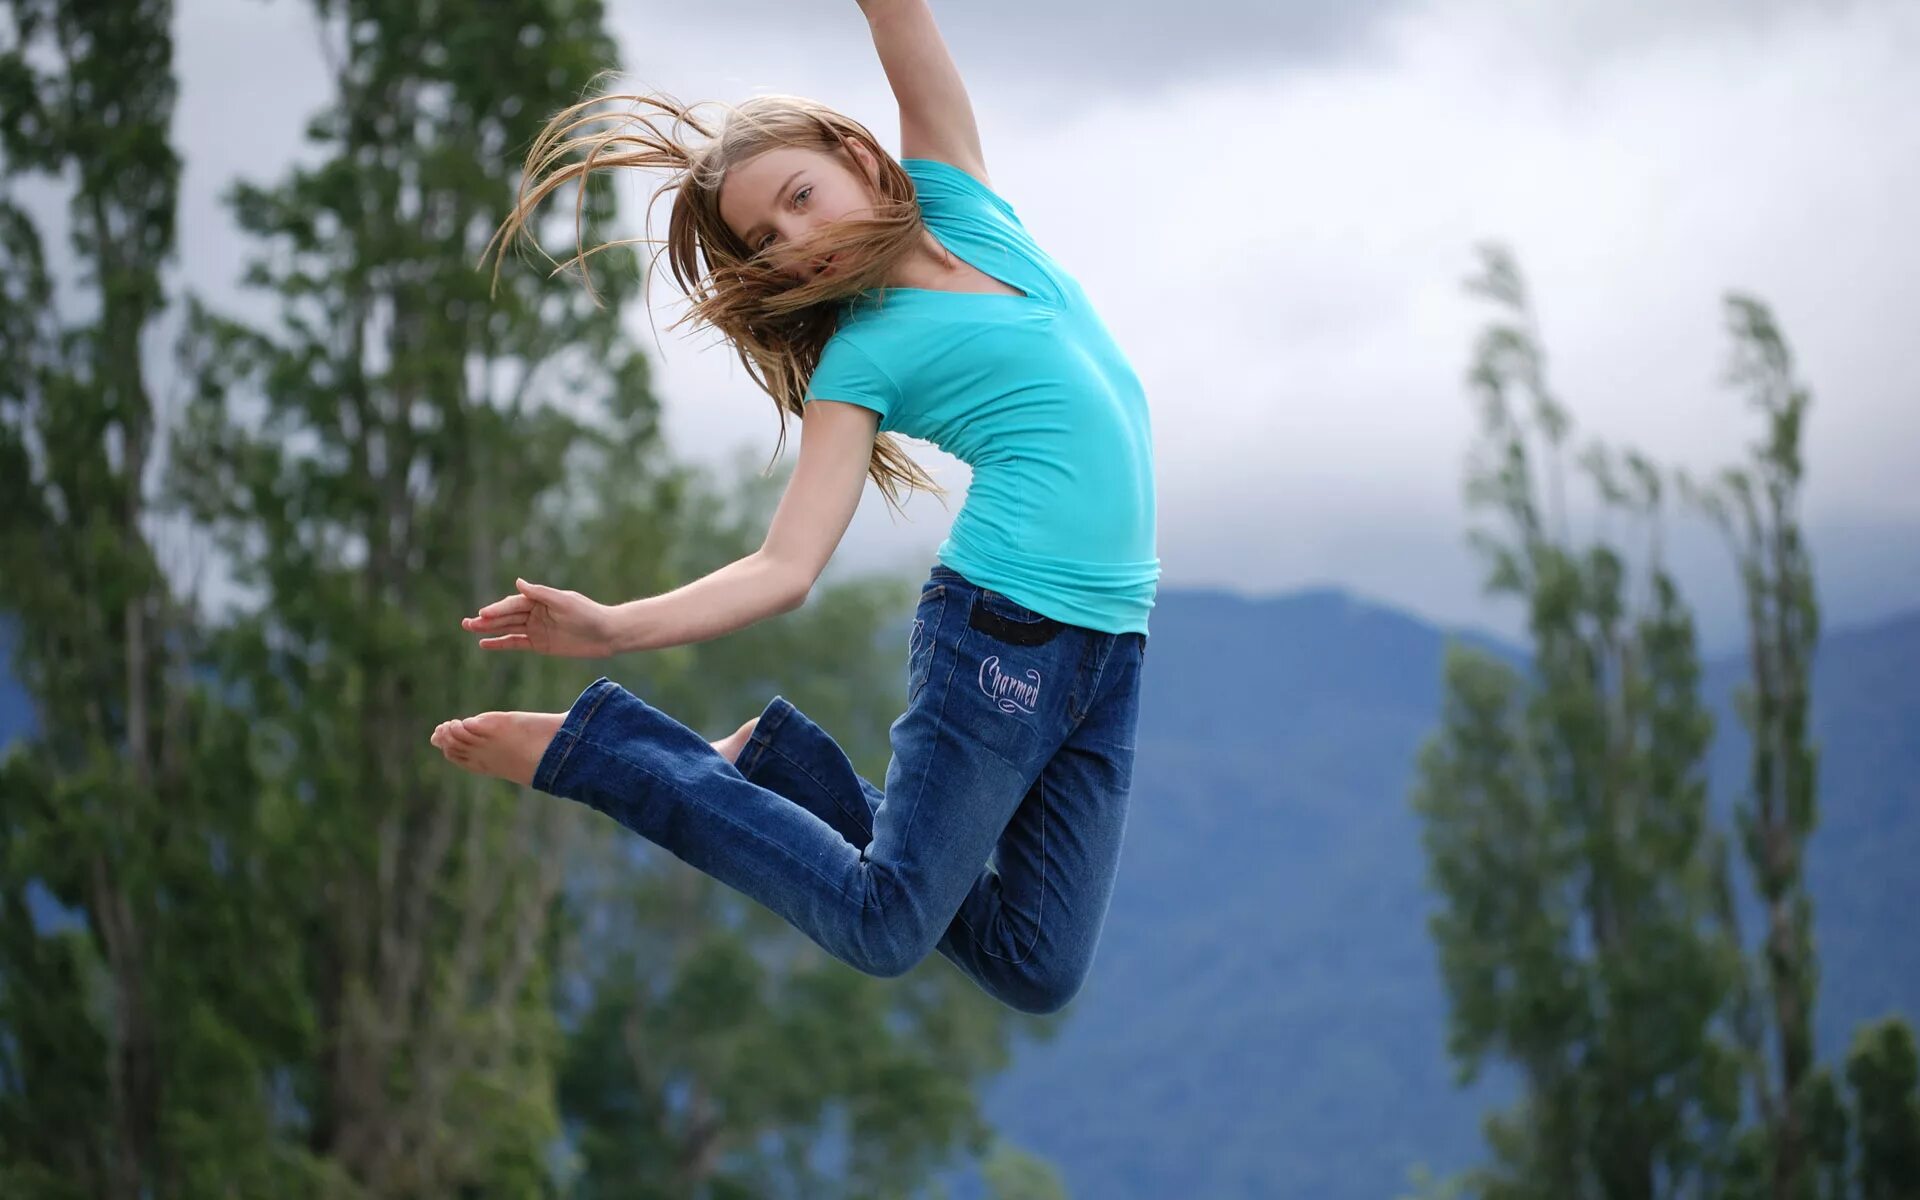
[23,0,1914,644]
[623,0,1919,642]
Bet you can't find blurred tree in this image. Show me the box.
[1416,248,1920,1200]
[156,0,1055,1196]
[979,1136,1071,1199]
[1397,1163,1470,1200]
[163,2,657,1188]
[1410,244,1746,1199]
[0,1,325,1195]
[1,0,1082,1192]
[1683,295,1839,1200]
[1843,1017,1920,1200]
[542,456,1059,1200]
[1684,299,1920,1199]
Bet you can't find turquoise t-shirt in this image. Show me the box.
[803,157,1160,636]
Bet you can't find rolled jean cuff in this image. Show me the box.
[735,693,801,784]
[532,675,621,794]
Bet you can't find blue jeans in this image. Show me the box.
[531,563,1147,1015]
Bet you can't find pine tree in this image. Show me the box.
[0,2,312,1194]
[6,2,1077,1192]
[162,1,1053,1193]
[157,1,696,1189]
[1411,245,1745,1198]
[1684,296,1834,1200]
[1844,1018,1920,1200]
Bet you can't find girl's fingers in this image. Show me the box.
[476,594,533,618]
[479,635,530,651]
[465,613,528,630]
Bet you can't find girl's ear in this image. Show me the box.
[847,140,880,188]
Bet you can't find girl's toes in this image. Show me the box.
[463,711,507,737]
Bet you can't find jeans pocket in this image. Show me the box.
[970,589,1066,647]
[977,588,1048,623]
[907,585,945,703]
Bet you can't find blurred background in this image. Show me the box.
[2,0,1914,1196]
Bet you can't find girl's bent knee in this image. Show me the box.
[866,943,924,980]
[1012,962,1087,1015]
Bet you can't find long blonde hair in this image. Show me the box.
[482,76,949,517]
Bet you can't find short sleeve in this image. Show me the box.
[806,333,898,422]
[900,158,1056,305]
[902,157,1025,227]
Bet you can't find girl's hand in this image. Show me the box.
[462,578,617,658]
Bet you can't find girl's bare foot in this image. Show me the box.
[429,710,568,787]
[711,716,758,766]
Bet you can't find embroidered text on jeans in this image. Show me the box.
[979,656,1040,714]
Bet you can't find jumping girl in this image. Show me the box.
[429,0,1157,1016]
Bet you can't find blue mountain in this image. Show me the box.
[4,593,1913,1199]
[941,588,1919,1200]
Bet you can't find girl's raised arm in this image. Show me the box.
[856,0,992,187]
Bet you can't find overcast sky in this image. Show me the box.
[26,0,1918,651]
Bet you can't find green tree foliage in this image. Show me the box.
[5,2,1064,1195]
[161,3,656,1190]
[1682,296,1835,1200]
[1398,1163,1471,1200]
[538,453,1059,1199]
[1417,247,1920,1200]
[1844,1018,1920,1200]
[0,2,324,1195]
[979,1136,1071,1200]
[1411,244,1746,1198]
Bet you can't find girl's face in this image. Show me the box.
[719,143,881,284]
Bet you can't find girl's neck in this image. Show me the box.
[885,232,960,289]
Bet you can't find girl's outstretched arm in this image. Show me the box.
[856,0,992,185]
[601,398,879,653]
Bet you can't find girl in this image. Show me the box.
[430,0,1156,1016]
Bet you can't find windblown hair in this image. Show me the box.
[482,76,950,517]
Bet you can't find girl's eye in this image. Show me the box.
[757,187,811,252]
